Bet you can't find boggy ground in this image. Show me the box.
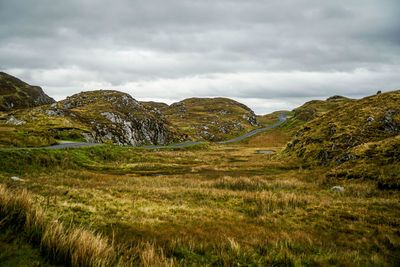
[0,128,399,266]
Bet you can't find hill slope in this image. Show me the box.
[161,97,259,141]
[293,95,354,122]
[285,90,400,188]
[0,90,186,147]
[0,72,55,111]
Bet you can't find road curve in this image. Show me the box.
[140,112,287,149]
[217,113,287,144]
[0,113,287,150]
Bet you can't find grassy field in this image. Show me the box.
[1,125,399,266]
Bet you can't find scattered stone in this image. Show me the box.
[6,116,26,126]
[44,109,64,117]
[331,186,344,192]
[365,117,375,126]
[258,150,275,154]
[11,176,24,181]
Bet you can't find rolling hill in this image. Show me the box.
[158,97,259,141]
[0,72,55,111]
[285,90,400,188]
[0,90,187,147]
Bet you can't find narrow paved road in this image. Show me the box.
[140,113,287,149]
[0,113,287,150]
[217,113,287,144]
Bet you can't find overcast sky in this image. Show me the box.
[1,0,399,114]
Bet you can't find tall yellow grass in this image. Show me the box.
[0,185,116,266]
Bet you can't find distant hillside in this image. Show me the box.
[285,90,400,188]
[257,111,289,127]
[141,101,169,113]
[293,95,354,122]
[162,97,259,141]
[0,90,187,147]
[0,72,55,111]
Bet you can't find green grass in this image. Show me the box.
[0,141,399,266]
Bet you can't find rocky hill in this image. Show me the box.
[285,90,400,188]
[161,97,259,141]
[0,90,187,147]
[293,95,354,122]
[0,72,55,111]
[141,101,169,113]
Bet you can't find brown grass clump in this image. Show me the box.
[212,176,268,191]
[0,184,116,266]
[245,191,310,216]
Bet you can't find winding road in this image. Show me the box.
[1,113,287,150]
[217,113,287,144]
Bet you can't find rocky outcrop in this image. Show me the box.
[293,96,354,122]
[0,72,55,111]
[285,90,400,187]
[38,90,187,146]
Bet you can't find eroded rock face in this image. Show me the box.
[379,108,399,134]
[51,90,186,146]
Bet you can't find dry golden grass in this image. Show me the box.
[0,184,116,267]
[1,137,399,265]
[236,128,290,148]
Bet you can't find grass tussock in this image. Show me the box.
[212,176,268,191]
[245,191,310,216]
[0,184,116,267]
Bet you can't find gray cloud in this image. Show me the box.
[1,0,399,113]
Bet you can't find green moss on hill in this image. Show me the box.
[162,97,259,141]
[285,90,400,188]
[0,72,55,111]
[293,95,354,122]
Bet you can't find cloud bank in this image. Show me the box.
[1,0,399,113]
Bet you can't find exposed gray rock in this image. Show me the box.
[379,108,399,134]
[6,116,26,126]
[11,176,24,181]
[44,109,64,117]
[365,117,375,126]
[331,186,344,192]
[336,154,357,166]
